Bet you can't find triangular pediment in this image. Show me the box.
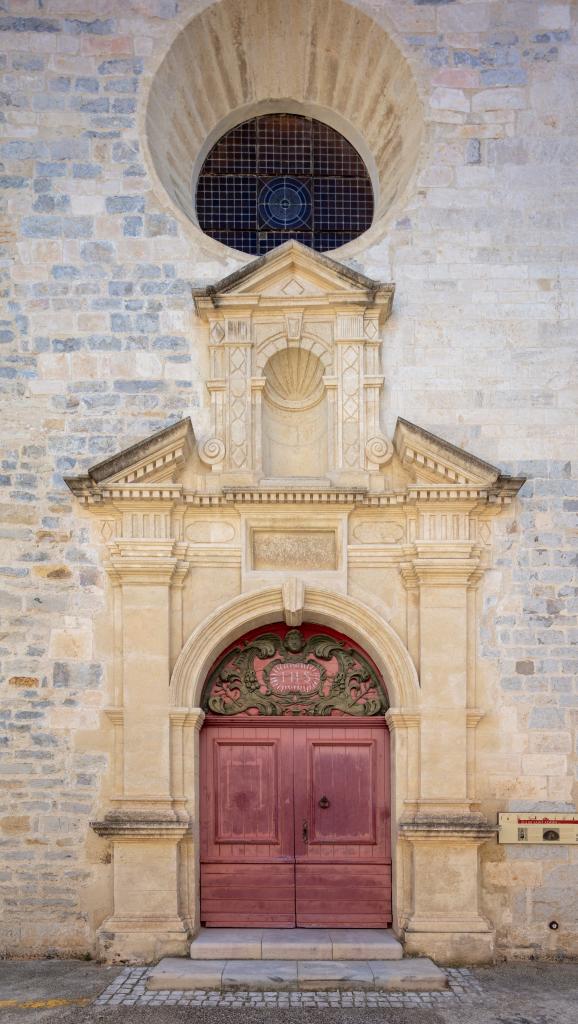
[193,241,394,318]
[64,413,524,508]
[394,418,511,489]
[65,418,194,499]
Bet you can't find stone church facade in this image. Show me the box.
[1,0,576,964]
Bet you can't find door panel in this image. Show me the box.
[308,740,376,845]
[200,723,295,926]
[296,864,392,927]
[213,740,279,844]
[200,717,391,928]
[201,863,296,927]
[293,724,391,927]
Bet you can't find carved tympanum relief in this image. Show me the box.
[202,625,389,717]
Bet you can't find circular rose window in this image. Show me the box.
[195,113,374,256]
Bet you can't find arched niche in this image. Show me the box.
[262,347,328,479]
[170,585,419,711]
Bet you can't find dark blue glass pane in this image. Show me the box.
[196,114,373,254]
[258,231,312,255]
[196,175,257,230]
[211,231,258,255]
[313,178,373,231]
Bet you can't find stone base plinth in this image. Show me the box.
[403,928,494,965]
[97,918,189,963]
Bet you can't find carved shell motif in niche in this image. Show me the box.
[352,521,405,544]
[185,521,236,543]
[264,346,325,411]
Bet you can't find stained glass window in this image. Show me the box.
[196,114,373,255]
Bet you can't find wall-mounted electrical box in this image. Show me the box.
[498,812,578,845]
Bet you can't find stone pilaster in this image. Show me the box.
[93,539,192,961]
[398,542,495,963]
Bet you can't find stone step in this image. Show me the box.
[189,927,403,961]
[148,957,448,993]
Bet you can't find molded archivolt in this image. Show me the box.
[170,585,420,711]
[145,0,424,259]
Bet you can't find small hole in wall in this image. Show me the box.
[549,921,559,930]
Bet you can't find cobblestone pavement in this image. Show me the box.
[93,966,483,1008]
[1,959,577,1023]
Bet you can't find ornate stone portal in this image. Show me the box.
[66,242,524,964]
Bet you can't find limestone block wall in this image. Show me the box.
[0,0,577,958]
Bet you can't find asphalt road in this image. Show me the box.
[0,960,577,1024]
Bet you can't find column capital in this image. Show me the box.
[399,542,483,588]
[170,707,205,731]
[385,707,421,730]
[104,707,124,726]
[105,539,190,585]
[466,708,485,729]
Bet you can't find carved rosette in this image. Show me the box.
[202,627,388,717]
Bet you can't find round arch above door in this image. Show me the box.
[200,622,392,929]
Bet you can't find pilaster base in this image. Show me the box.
[97,916,189,963]
[92,814,190,963]
[400,814,495,965]
[404,928,495,966]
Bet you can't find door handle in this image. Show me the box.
[319,795,330,809]
[302,820,309,844]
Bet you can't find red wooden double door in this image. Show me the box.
[200,717,391,928]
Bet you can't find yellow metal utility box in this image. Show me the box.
[498,812,578,844]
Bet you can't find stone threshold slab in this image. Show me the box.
[189,927,403,961]
[148,957,448,992]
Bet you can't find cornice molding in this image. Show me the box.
[91,817,190,840]
[399,815,496,843]
[70,483,523,511]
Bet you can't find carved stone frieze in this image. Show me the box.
[252,530,337,571]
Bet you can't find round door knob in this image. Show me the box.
[319,795,330,809]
